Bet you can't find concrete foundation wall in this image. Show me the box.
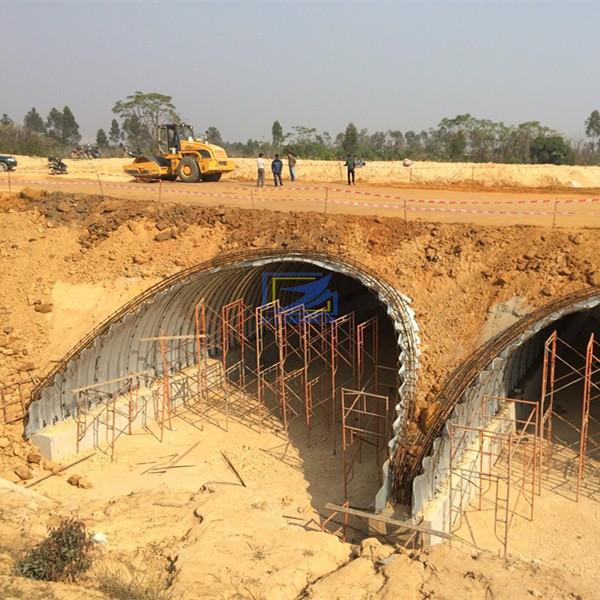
[31,365,217,462]
[419,404,515,545]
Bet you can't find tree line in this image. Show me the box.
[1,91,600,166]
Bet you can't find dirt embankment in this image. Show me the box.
[229,157,600,189]
[5,154,600,190]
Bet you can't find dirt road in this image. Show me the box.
[2,174,600,228]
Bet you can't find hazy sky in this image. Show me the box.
[2,1,599,142]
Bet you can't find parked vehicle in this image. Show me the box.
[70,145,101,160]
[0,155,17,171]
[48,157,68,175]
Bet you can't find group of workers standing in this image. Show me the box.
[256,152,361,187]
[256,152,297,187]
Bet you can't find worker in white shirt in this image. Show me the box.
[256,153,266,187]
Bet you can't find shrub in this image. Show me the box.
[15,517,94,582]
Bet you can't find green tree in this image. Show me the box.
[96,128,109,148]
[585,110,600,151]
[530,134,571,165]
[271,120,284,146]
[46,108,64,142]
[206,126,224,146]
[108,119,121,145]
[0,113,12,126]
[112,91,180,151]
[501,121,549,163]
[121,114,152,152]
[46,106,80,145]
[342,122,358,156]
[23,107,46,134]
[61,106,81,145]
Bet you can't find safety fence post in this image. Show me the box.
[91,160,105,201]
[552,198,558,228]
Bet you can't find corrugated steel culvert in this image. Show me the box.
[393,286,600,506]
[27,250,422,504]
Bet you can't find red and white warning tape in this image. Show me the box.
[2,177,600,217]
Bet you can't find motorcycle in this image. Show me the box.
[88,145,101,159]
[70,145,101,159]
[48,157,68,175]
[70,147,85,160]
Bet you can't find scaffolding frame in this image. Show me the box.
[341,387,391,500]
[357,316,379,393]
[62,292,398,511]
[73,370,153,460]
[140,333,201,441]
[540,331,600,501]
[448,395,539,557]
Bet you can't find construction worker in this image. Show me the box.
[344,155,356,185]
[272,154,283,187]
[256,153,265,187]
[287,151,297,182]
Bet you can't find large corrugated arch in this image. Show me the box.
[26,250,422,474]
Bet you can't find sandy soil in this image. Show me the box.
[0,189,598,598]
[5,154,600,190]
[1,405,598,600]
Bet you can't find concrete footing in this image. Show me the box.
[31,362,222,461]
[417,403,516,544]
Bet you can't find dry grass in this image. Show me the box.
[96,564,173,600]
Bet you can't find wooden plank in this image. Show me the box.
[324,503,451,540]
[25,452,96,488]
[71,370,153,393]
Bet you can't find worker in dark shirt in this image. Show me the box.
[344,155,356,185]
[272,154,283,187]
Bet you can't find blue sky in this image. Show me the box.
[1,1,598,142]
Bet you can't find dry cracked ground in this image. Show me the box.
[0,189,599,599]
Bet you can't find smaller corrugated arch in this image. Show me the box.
[27,250,421,486]
[393,286,600,506]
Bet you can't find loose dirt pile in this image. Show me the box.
[7,154,600,189]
